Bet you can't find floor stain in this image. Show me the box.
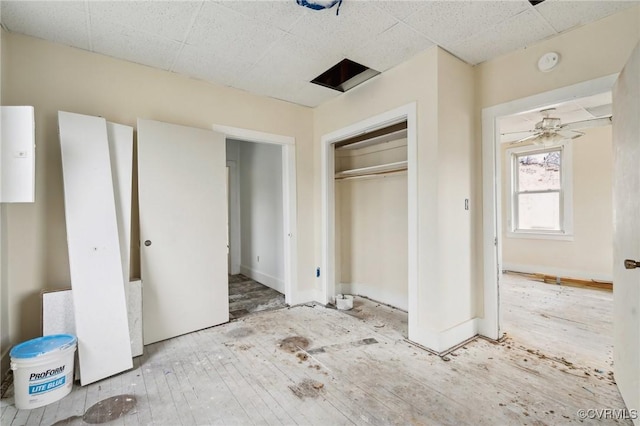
[82,394,137,424]
[51,415,83,425]
[289,379,324,399]
[279,336,310,353]
[226,327,254,338]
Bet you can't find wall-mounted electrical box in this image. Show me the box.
[1,106,35,203]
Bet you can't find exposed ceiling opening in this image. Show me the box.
[528,0,547,6]
[311,58,380,93]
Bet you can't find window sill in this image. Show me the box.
[506,231,574,241]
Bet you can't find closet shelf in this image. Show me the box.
[335,160,408,180]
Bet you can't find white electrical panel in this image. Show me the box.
[1,106,35,203]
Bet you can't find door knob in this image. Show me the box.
[624,259,640,269]
[144,240,152,247]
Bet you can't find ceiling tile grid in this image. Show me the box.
[1,1,90,51]
[1,0,638,107]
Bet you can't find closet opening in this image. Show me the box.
[334,121,409,317]
[321,103,417,342]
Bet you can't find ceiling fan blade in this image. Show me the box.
[557,129,585,139]
[509,133,540,145]
[501,129,537,136]
[562,117,612,131]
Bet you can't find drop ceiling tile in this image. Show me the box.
[372,1,427,21]
[403,0,530,46]
[187,1,286,62]
[91,18,182,70]
[172,44,253,88]
[535,0,637,33]
[88,1,202,42]
[1,1,90,50]
[448,9,556,65]
[254,33,343,82]
[288,1,398,56]
[345,22,435,72]
[213,0,308,32]
[275,83,339,108]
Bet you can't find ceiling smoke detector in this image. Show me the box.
[311,58,380,92]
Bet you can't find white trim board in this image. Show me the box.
[320,103,418,344]
[58,111,133,385]
[213,124,298,307]
[502,263,613,283]
[240,265,284,294]
[480,74,618,340]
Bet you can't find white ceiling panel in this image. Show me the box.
[346,22,435,72]
[214,0,308,32]
[171,44,253,88]
[1,1,90,50]
[288,1,398,56]
[91,18,182,70]
[186,2,286,62]
[372,1,427,21]
[448,9,556,65]
[403,0,530,46]
[88,1,202,42]
[1,0,637,107]
[535,0,636,33]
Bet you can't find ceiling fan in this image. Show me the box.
[503,108,612,147]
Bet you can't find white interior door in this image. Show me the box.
[138,119,229,344]
[612,42,640,423]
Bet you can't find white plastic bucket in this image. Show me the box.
[10,334,77,410]
[336,294,354,310]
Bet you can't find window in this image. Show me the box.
[506,144,573,240]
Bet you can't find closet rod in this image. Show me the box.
[335,168,407,181]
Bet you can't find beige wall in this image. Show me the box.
[315,47,476,344]
[1,33,314,354]
[501,126,613,280]
[475,6,640,314]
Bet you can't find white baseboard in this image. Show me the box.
[240,265,284,294]
[502,262,613,282]
[340,282,408,312]
[409,318,478,354]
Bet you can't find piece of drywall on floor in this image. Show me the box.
[58,111,132,385]
[336,139,408,311]
[42,281,143,357]
[501,126,613,281]
[231,139,284,292]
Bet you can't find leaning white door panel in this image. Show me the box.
[58,111,133,385]
[612,42,640,424]
[137,119,228,344]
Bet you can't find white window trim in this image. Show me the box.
[505,143,573,241]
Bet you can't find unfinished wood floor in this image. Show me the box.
[501,272,613,372]
[228,275,286,320]
[1,295,629,425]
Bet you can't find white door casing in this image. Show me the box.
[612,42,640,424]
[138,119,228,344]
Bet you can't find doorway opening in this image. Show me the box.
[226,139,287,319]
[213,123,298,310]
[321,103,417,340]
[481,74,618,371]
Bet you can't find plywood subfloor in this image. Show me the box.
[1,296,629,425]
[501,272,613,372]
[228,275,286,319]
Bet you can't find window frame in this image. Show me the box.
[506,143,573,241]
